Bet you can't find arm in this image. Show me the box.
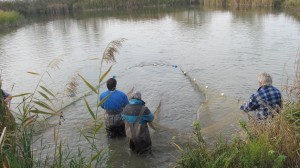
[240,94,259,112]
[142,112,154,122]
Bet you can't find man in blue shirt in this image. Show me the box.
[100,78,129,138]
[240,72,282,120]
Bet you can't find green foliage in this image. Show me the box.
[176,118,297,168]
[0,10,23,25]
[241,136,278,167]
[0,0,191,16]
[282,0,300,8]
[0,0,299,17]
[284,102,300,127]
[203,0,300,8]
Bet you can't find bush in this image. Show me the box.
[0,10,23,25]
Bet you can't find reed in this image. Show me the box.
[203,0,276,7]
[175,116,298,168]
[0,39,126,167]
[202,0,300,8]
[1,0,300,16]
[0,0,193,15]
[282,0,300,8]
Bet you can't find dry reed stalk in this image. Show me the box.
[0,127,6,145]
[247,113,299,165]
[65,74,79,97]
[102,38,127,64]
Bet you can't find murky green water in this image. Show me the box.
[0,7,299,167]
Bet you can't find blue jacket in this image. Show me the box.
[100,90,129,112]
[122,98,154,153]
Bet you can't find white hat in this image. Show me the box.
[132,91,141,99]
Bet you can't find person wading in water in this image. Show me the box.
[122,91,154,154]
[100,78,129,138]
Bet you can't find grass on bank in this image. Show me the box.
[175,113,299,168]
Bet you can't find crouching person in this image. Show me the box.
[122,91,154,154]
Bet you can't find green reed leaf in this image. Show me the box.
[40,86,56,98]
[99,65,112,84]
[12,93,32,98]
[23,117,36,127]
[84,97,95,120]
[78,74,97,94]
[33,101,55,112]
[27,71,40,75]
[38,91,52,104]
[94,123,103,135]
[81,133,93,147]
[91,149,103,162]
[30,109,56,115]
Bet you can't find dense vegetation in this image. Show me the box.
[0,0,299,16]
[0,10,23,28]
[0,0,194,15]
[202,0,300,8]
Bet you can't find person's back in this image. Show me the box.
[100,78,129,138]
[240,72,282,119]
[122,91,154,154]
[100,90,128,112]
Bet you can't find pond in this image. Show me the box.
[0,7,299,167]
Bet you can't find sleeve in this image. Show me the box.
[146,112,154,122]
[240,94,259,112]
[142,107,154,122]
[122,94,129,107]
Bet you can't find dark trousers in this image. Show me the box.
[105,113,125,138]
[106,124,126,138]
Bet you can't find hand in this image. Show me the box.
[4,96,12,104]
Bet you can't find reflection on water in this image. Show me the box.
[1,7,300,167]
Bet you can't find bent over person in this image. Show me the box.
[100,78,129,138]
[240,72,282,120]
[1,84,15,132]
[122,91,154,154]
